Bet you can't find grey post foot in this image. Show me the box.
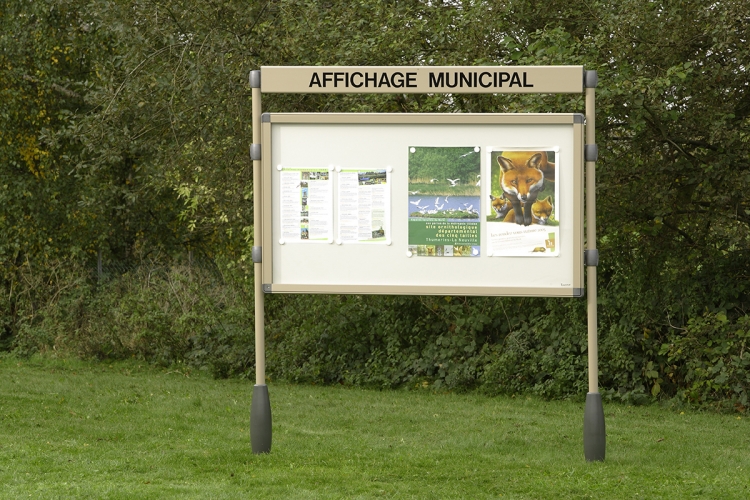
[251,384,272,454]
[583,392,605,461]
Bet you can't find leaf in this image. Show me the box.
[651,382,661,397]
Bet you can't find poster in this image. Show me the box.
[278,166,333,243]
[337,168,390,243]
[485,149,559,256]
[407,146,481,257]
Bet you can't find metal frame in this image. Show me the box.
[261,112,584,297]
[249,66,603,461]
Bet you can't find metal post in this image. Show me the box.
[249,69,272,454]
[583,70,605,461]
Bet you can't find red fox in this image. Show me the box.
[497,152,546,226]
[498,151,555,182]
[503,196,553,225]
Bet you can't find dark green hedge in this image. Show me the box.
[9,257,747,412]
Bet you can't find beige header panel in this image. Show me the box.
[260,66,584,94]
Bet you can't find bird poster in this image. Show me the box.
[406,146,481,257]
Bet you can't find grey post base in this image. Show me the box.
[251,384,272,454]
[583,392,605,461]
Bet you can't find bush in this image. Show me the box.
[10,258,256,378]
[660,312,750,412]
[7,254,749,413]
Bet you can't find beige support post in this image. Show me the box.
[586,86,598,396]
[252,86,265,388]
[583,71,605,461]
[250,70,272,454]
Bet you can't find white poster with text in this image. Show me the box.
[278,166,333,243]
[337,168,390,244]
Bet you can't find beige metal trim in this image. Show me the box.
[262,112,585,298]
[266,284,580,297]
[261,66,584,94]
[265,112,580,125]
[573,122,585,290]
[261,120,274,283]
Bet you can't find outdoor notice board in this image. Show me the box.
[261,113,584,297]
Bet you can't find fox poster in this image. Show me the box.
[486,148,560,256]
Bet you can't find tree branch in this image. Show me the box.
[22,74,81,99]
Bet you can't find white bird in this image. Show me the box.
[476,174,481,178]
[476,179,481,186]
[459,151,474,157]
[418,205,429,211]
[435,197,440,206]
[447,178,460,187]
[465,204,474,211]
[430,179,437,183]
[445,195,450,202]
[410,199,421,206]
[409,190,420,195]
[436,204,444,210]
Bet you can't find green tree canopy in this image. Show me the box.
[2,0,750,404]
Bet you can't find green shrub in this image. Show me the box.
[7,252,749,413]
[10,259,256,376]
[660,312,750,411]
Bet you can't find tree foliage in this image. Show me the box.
[2,0,750,408]
[408,146,480,186]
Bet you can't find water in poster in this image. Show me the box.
[407,146,481,257]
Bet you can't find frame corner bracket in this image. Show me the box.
[249,70,261,89]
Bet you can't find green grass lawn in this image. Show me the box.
[1,356,748,499]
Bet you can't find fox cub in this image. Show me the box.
[489,194,512,219]
[503,196,553,225]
